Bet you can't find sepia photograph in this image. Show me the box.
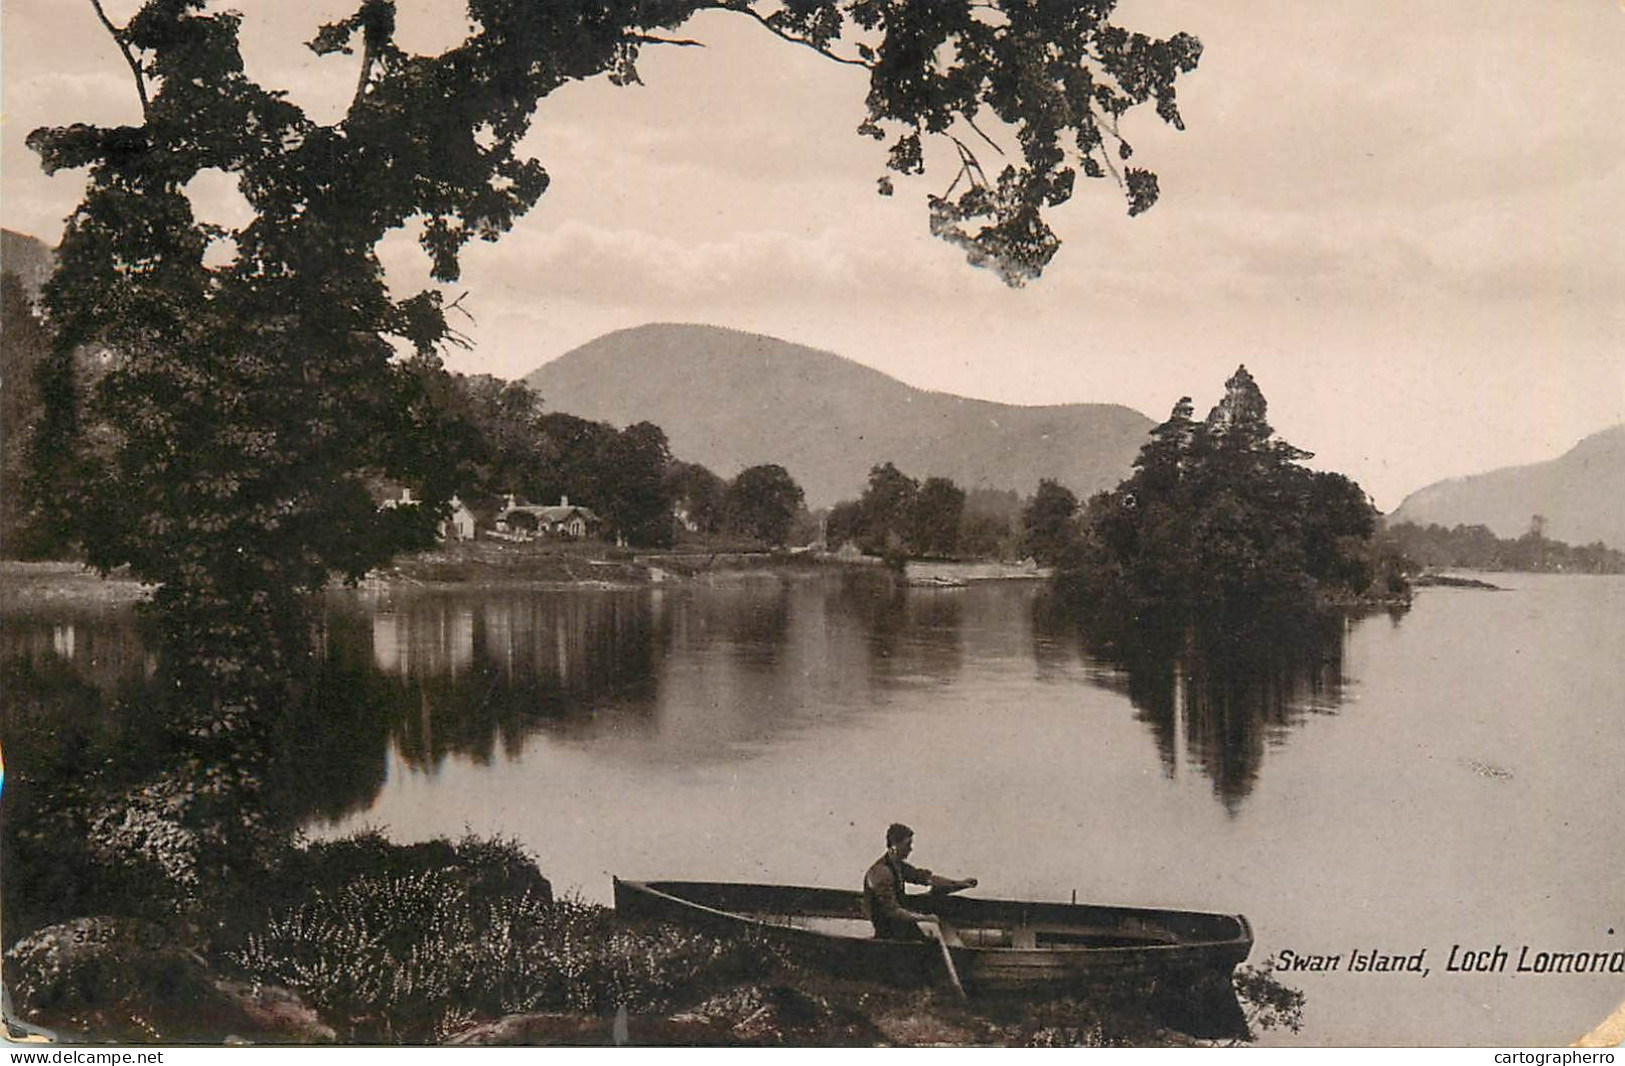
[2,0,1622,1051]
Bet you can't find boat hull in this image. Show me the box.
[612,879,1252,994]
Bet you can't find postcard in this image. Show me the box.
[2,0,1621,1050]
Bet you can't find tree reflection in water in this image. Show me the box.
[1058,602,1398,812]
[294,590,669,816]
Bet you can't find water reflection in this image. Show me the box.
[3,578,1385,837]
[1070,608,1361,812]
[1,611,158,686]
[305,590,669,810]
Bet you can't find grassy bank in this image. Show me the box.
[3,832,1300,1046]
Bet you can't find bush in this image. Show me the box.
[224,834,779,1041]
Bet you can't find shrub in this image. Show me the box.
[224,834,778,1041]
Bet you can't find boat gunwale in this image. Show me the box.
[614,878,1253,960]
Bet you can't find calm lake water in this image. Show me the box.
[5,570,1621,1045]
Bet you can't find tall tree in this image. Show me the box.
[598,421,675,547]
[910,476,966,558]
[665,460,728,535]
[534,411,617,508]
[1,274,54,557]
[725,463,805,547]
[858,461,919,554]
[1020,478,1080,565]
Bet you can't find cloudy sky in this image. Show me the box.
[4,0,1622,509]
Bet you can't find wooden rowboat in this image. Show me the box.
[613,878,1252,997]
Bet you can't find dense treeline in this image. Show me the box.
[1053,367,1406,619]
[420,368,680,546]
[825,463,1025,563]
[0,274,54,556]
[1384,519,1624,574]
[318,367,812,550]
[1,280,807,556]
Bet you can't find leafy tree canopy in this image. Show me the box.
[1020,477,1078,565]
[595,420,676,547]
[725,463,805,547]
[23,0,1200,672]
[909,476,966,558]
[1385,520,1625,575]
[665,460,728,534]
[1,274,55,558]
[1059,366,1389,617]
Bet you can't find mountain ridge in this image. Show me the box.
[1,229,54,297]
[1389,424,1625,548]
[523,322,1156,508]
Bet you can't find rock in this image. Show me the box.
[5,917,333,1044]
[209,980,336,1044]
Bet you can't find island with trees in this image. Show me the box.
[1047,366,1408,626]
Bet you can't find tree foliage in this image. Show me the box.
[24,0,1199,613]
[595,421,676,547]
[839,461,918,555]
[827,463,989,560]
[1,274,58,558]
[17,0,1201,740]
[909,476,966,558]
[434,374,550,501]
[1384,520,1625,574]
[665,460,728,535]
[958,487,1019,559]
[1058,367,1387,617]
[1020,478,1079,565]
[724,463,805,547]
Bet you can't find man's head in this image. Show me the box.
[886,822,914,859]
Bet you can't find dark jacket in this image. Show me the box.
[863,852,933,939]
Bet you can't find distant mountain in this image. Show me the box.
[523,323,1155,508]
[1,230,54,296]
[1389,425,1625,548]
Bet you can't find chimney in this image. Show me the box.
[560,495,569,508]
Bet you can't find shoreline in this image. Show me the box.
[5,556,1597,615]
[1,546,1057,608]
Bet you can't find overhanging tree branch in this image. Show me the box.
[629,33,707,48]
[962,114,1006,158]
[714,2,876,69]
[88,0,149,120]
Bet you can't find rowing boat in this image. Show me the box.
[612,878,1252,997]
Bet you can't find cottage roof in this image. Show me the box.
[502,503,598,523]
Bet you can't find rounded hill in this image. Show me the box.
[523,323,1153,508]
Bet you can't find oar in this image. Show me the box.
[926,921,967,1000]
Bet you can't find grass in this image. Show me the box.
[5,828,1304,1045]
[220,833,782,1042]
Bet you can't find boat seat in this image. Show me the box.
[949,926,1011,948]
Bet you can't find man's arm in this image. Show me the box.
[867,864,932,924]
[901,861,978,894]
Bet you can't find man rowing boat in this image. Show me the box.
[863,822,977,942]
